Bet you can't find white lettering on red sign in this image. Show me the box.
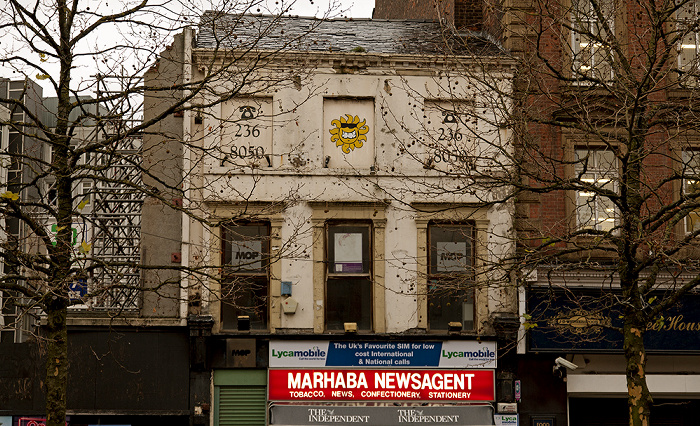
[269,369,494,402]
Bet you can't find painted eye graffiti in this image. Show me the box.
[329,114,369,153]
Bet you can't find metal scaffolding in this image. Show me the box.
[88,74,144,310]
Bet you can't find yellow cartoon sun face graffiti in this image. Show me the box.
[329,114,369,153]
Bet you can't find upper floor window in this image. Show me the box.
[682,150,700,233]
[428,223,475,332]
[0,291,19,343]
[575,148,618,232]
[571,0,614,80]
[325,223,372,331]
[677,0,700,80]
[79,181,93,208]
[221,223,270,330]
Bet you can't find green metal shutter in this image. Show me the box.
[217,386,267,426]
[214,370,267,426]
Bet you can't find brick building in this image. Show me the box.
[377,0,700,425]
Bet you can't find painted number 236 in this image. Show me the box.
[235,124,260,138]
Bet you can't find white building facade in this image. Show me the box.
[144,14,517,426]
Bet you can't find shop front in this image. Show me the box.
[521,288,700,426]
[264,340,498,426]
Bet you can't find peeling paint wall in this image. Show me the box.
[186,52,515,335]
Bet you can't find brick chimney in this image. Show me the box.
[373,0,484,31]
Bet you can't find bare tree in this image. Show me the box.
[381,0,700,425]
[0,2,337,426]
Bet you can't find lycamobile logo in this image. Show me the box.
[442,349,495,359]
[272,346,326,358]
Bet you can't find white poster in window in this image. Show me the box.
[437,241,468,272]
[229,240,263,270]
[334,233,363,273]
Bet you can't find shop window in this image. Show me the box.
[575,148,618,231]
[682,150,700,233]
[221,223,270,330]
[326,223,372,331]
[428,223,475,331]
[678,0,700,82]
[571,0,614,81]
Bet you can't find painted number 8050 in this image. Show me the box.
[230,145,265,159]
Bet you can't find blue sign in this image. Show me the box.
[528,290,700,352]
[270,340,497,368]
[68,278,87,301]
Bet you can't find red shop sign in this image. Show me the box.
[268,369,495,401]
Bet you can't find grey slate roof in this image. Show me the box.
[196,12,504,57]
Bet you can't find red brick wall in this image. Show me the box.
[454,0,483,30]
[373,0,455,23]
[373,0,489,32]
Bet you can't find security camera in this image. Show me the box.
[555,357,578,370]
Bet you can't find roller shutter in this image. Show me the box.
[214,370,267,426]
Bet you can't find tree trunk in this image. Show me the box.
[45,304,68,426]
[624,318,652,426]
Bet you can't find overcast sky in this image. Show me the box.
[0,1,376,97]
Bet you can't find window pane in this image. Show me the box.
[428,280,474,331]
[428,225,474,331]
[221,223,269,330]
[223,224,269,274]
[326,278,372,331]
[575,149,618,231]
[429,225,473,276]
[571,0,614,79]
[221,277,268,330]
[678,1,700,77]
[327,225,370,274]
[683,150,700,233]
[576,196,596,229]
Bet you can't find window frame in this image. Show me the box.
[681,149,700,234]
[574,146,619,232]
[570,0,615,81]
[324,221,374,332]
[309,202,386,334]
[677,0,700,82]
[219,221,271,331]
[426,222,476,332]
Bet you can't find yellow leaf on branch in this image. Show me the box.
[79,241,92,254]
[1,191,19,200]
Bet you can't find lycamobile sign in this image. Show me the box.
[272,346,326,360]
[442,348,496,359]
[269,341,496,369]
